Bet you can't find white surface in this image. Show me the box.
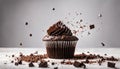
[0,48,120,69]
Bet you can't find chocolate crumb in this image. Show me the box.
[89,24,95,29]
[15,62,19,66]
[29,62,34,67]
[73,61,86,68]
[18,60,22,64]
[61,60,65,64]
[39,60,48,68]
[65,60,73,65]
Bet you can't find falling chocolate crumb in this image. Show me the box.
[101,42,105,46]
[89,24,95,29]
[54,67,58,69]
[29,62,34,67]
[29,34,32,37]
[25,22,28,25]
[52,8,55,11]
[107,62,116,68]
[20,43,22,46]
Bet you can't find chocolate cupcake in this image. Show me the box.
[43,21,78,59]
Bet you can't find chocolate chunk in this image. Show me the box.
[89,24,95,29]
[101,42,105,46]
[25,22,28,25]
[18,60,22,64]
[39,61,48,68]
[15,62,19,66]
[107,62,115,68]
[29,62,34,67]
[54,67,58,69]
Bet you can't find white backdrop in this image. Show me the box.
[0,0,120,48]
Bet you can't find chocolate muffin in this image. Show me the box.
[43,21,78,59]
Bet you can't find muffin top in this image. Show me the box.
[43,21,78,41]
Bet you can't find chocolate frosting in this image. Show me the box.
[43,21,79,41]
[47,21,72,36]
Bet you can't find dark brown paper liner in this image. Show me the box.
[44,41,77,59]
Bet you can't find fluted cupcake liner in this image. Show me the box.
[44,41,78,59]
